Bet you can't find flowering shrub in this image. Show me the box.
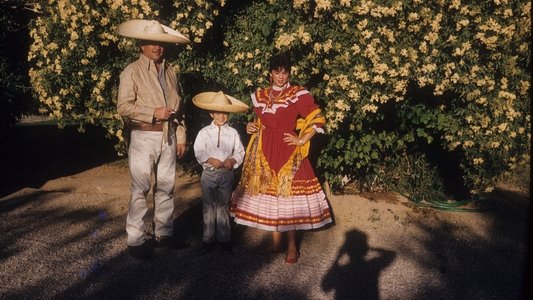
[1,3,34,128]
[29,0,530,197]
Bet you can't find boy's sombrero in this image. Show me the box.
[192,91,249,113]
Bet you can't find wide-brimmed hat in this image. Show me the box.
[192,91,249,113]
[117,19,190,44]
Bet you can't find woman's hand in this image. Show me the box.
[283,133,304,146]
[246,122,260,134]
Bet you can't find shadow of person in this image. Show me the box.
[322,229,396,300]
[171,198,203,244]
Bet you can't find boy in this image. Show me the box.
[192,91,248,254]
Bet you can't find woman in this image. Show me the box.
[231,54,332,263]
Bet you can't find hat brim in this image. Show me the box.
[192,92,249,113]
[118,20,190,44]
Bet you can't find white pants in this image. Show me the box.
[126,130,176,246]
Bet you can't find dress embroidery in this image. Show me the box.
[253,85,309,114]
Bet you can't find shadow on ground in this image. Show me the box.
[0,189,304,299]
[405,190,530,299]
[322,229,396,299]
[0,124,120,197]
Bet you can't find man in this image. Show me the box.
[117,19,189,260]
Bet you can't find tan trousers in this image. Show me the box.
[126,130,176,246]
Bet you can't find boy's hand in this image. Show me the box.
[207,158,223,169]
[223,158,236,170]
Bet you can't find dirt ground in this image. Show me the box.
[0,124,531,299]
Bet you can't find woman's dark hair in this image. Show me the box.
[269,53,292,72]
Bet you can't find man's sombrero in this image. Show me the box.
[192,92,249,113]
[117,19,190,44]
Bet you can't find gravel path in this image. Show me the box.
[0,124,530,299]
[1,164,530,299]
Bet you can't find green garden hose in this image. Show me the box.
[372,171,489,212]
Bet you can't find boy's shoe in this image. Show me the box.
[128,241,154,260]
[220,242,233,255]
[155,236,189,250]
[199,242,214,254]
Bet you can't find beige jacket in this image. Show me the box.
[117,54,186,145]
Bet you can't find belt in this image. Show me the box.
[130,122,164,131]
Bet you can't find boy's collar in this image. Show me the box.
[210,121,228,128]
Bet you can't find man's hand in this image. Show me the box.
[154,107,175,121]
[176,143,186,159]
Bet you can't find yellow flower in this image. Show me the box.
[473,157,484,165]
[297,26,311,44]
[463,140,474,148]
[292,0,307,8]
[335,75,351,90]
[315,0,332,11]
[357,19,368,31]
[520,80,530,95]
[361,104,378,114]
[373,63,389,75]
[361,30,373,39]
[372,75,385,84]
[497,123,508,132]
[348,89,360,101]
[334,99,350,111]
[408,12,419,21]
[82,25,94,35]
[275,33,295,49]
[340,0,350,6]
[489,141,500,148]
[86,46,97,58]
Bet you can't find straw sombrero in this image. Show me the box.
[192,92,249,113]
[117,19,190,44]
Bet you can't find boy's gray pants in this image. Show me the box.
[200,168,234,243]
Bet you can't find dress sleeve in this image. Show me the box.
[296,90,325,129]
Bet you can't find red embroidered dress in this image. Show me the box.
[231,84,332,232]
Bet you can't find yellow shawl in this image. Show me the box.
[236,108,325,197]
